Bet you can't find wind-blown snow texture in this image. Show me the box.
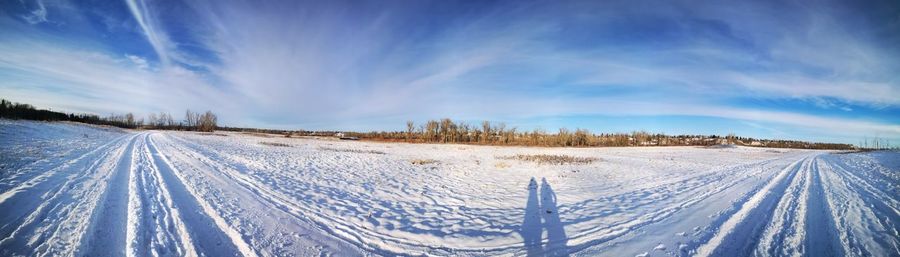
[0,120,897,256]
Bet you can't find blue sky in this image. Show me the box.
[1,0,898,146]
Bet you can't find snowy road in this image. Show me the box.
[1,120,897,256]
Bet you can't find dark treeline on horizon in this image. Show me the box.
[0,99,217,132]
[0,99,856,150]
[0,99,140,128]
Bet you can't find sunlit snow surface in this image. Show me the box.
[1,120,897,256]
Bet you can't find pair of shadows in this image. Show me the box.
[521,177,569,257]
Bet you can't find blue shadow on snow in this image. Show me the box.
[520,177,569,257]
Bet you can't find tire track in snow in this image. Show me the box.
[129,133,198,256]
[166,134,391,254]
[753,155,812,256]
[566,154,794,255]
[126,134,172,257]
[0,133,136,256]
[575,151,812,256]
[804,157,844,257]
[33,134,139,256]
[182,134,445,255]
[0,129,129,192]
[125,136,146,257]
[167,133,804,256]
[826,156,900,217]
[144,133,256,257]
[152,133,362,256]
[167,132,803,256]
[831,153,899,201]
[162,134,417,255]
[818,155,900,256]
[76,133,139,256]
[0,133,130,205]
[696,155,814,257]
[5,122,897,257]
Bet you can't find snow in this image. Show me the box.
[1,120,898,256]
[654,243,666,251]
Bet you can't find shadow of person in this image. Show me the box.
[541,178,569,257]
[520,177,543,256]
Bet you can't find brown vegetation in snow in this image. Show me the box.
[340,119,854,150]
[319,147,386,155]
[259,142,292,147]
[410,159,439,165]
[498,154,598,165]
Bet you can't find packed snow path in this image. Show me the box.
[0,121,897,256]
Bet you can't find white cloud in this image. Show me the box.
[126,54,149,70]
[22,0,48,24]
[124,0,170,65]
[0,39,234,120]
[1,0,897,144]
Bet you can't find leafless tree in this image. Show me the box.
[198,111,217,132]
[147,113,158,128]
[481,121,491,144]
[185,110,195,128]
[406,121,414,142]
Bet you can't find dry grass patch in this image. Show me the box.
[319,147,386,155]
[198,133,229,137]
[243,132,279,138]
[259,141,291,147]
[834,149,877,154]
[410,159,439,165]
[499,154,598,165]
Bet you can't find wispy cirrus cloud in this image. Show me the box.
[0,38,231,117]
[123,0,170,65]
[0,0,897,145]
[21,0,48,24]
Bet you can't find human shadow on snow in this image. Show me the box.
[520,177,569,257]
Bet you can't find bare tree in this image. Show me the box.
[481,121,491,144]
[495,122,506,144]
[184,109,202,131]
[425,120,439,142]
[163,112,175,127]
[124,113,135,128]
[147,113,158,128]
[198,111,217,132]
[406,121,415,142]
[185,109,195,128]
[439,118,454,143]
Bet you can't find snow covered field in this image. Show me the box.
[1,120,897,257]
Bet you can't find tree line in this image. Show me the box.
[144,110,218,132]
[0,99,217,132]
[0,100,860,150]
[343,118,854,150]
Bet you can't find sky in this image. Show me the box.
[1,0,898,146]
